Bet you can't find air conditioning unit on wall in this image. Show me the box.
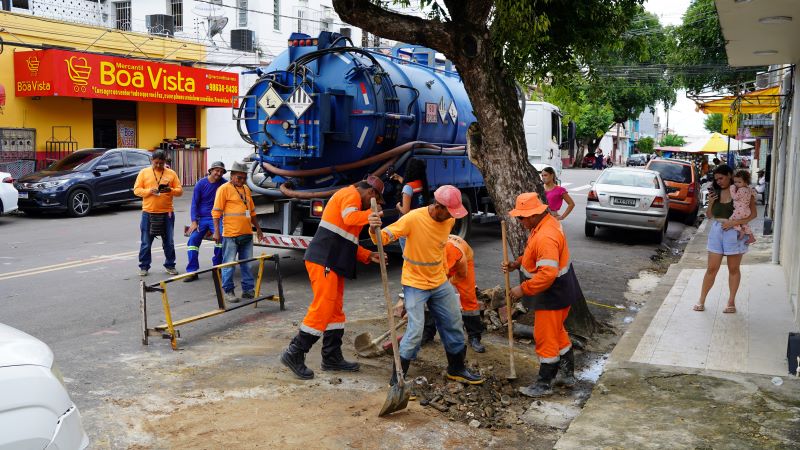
[146,14,175,37]
[231,29,255,52]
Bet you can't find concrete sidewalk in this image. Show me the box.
[557,217,800,449]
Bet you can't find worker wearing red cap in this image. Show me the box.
[281,176,384,380]
[503,192,579,397]
[368,185,484,386]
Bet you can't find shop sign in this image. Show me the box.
[116,120,137,147]
[14,49,238,107]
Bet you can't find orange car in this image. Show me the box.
[645,158,700,224]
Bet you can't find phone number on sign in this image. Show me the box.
[206,83,237,94]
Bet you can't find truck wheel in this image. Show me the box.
[451,191,472,240]
[67,189,92,217]
[584,221,596,237]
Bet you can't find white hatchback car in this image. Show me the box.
[0,323,89,449]
[0,171,18,215]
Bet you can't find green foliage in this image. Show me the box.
[670,0,764,93]
[660,134,686,147]
[542,81,613,146]
[637,136,655,153]
[704,113,723,133]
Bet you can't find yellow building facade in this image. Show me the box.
[0,11,210,157]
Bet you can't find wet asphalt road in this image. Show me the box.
[0,167,690,432]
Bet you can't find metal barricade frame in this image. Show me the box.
[140,253,285,350]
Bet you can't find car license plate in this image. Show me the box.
[613,197,636,207]
[18,191,28,199]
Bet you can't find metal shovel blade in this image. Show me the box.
[378,381,410,417]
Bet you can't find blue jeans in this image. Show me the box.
[400,281,465,360]
[186,217,222,273]
[221,234,254,293]
[139,212,176,270]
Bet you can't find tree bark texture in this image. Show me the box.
[333,0,601,335]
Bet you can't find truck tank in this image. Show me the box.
[236,31,476,198]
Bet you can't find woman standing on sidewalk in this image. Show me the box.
[541,167,575,221]
[693,165,757,314]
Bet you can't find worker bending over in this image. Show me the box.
[421,234,485,353]
[369,185,483,386]
[503,193,578,398]
[281,177,384,380]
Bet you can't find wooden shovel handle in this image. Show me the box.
[501,220,517,378]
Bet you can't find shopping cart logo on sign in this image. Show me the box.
[65,56,91,86]
[26,56,40,76]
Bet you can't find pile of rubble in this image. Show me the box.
[476,286,533,339]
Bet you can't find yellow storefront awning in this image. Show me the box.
[697,86,781,114]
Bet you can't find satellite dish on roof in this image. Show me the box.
[207,16,229,48]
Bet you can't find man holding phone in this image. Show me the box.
[133,150,183,277]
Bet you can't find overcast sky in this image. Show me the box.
[644,0,709,140]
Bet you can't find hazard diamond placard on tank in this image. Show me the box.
[258,85,284,119]
[286,86,314,118]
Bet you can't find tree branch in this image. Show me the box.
[444,0,492,27]
[332,0,454,54]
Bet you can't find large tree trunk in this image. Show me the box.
[333,0,602,336]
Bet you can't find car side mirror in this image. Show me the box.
[95,165,109,172]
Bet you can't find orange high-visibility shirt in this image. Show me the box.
[517,214,570,297]
[371,206,453,290]
[211,182,256,237]
[445,235,478,306]
[133,167,183,213]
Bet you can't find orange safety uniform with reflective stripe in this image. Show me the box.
[516,214,579,363]
[300,186,373,335]
[445,235,480,315]
[211,182,256,237]
[133,167,183,213]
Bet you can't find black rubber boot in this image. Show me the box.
[280,331,319,380]
[554,349,576,388]
[421,309,437,346]
[320,329,360,372]
[463,314,486,353]
[519,362,559,398]
[389,357,412,386]
[446,348,484,385]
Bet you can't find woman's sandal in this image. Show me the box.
[693,304,705,312]
[723,306,737,314]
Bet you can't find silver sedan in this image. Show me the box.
[585,167,670,243]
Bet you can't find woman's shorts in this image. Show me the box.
[707,220,749,255]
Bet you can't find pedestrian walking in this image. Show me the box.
[593,149,604,170]
[211,161,264,303]
[133,150,183,277]
[369,185,484,386]
[693,165,757,314]
[183,161,227,282]
[541,167,575,221]
[503,192,580,398]
[280,177,384,380]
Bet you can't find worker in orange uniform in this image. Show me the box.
[133,150,183,277]
[503,192,579,398]
[280,176,384,380]
[421,234,485,353]
[369,185,484,386]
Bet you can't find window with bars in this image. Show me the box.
[296,9,304,33]
[273,0,280,31]
[115,1,131,31]
[169,0,183,32]
[237,0,248,27]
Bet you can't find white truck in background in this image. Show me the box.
[523,101,564,178]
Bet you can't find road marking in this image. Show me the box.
[570,184,592,192]
[0,244,187,282]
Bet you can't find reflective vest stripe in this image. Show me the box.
[223,212,248,217]
[187,246,200,251]
[319,220,359,245]
[341,207,358,219]
[403,256,442,266]
[536,259,559,268]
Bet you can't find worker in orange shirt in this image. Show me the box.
[212,161,264,303]
[280,176,384,380]
[369,185,483,386]
[133,150,183,277]
[503,192,579,398]
[420,234,485,353]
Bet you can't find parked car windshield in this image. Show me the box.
[47,150,105,171]
[598,171,661,189]
[648,161,692,183]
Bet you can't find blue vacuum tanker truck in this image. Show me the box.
[234,31,565,249]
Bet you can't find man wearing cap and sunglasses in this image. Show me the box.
[368,185,484,386]
[281,176,384,380]
[184,161,227,282]
[502,192,580,398]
